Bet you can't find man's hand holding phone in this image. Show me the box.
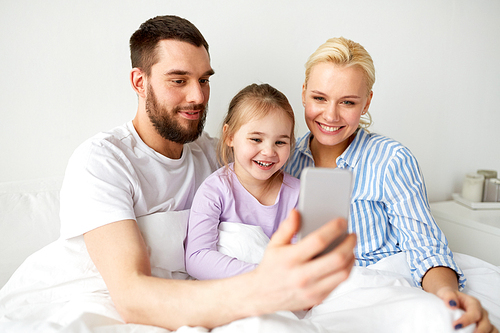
[251,209,356,314]
[246,167,355,314]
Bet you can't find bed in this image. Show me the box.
[1,177,499,332]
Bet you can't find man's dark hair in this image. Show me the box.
[129,15,209,76]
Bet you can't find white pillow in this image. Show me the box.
[217,222,269,265]
[0,177,63,288]
[136,210,190,280]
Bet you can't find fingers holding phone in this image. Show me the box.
[295,214,356,282]
[257,208,355,312]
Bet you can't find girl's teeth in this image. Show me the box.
[320,124,340,132]
[256,161,272,167]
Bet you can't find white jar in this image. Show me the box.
[461,173,485,202]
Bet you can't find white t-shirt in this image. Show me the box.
[59,121,218,239]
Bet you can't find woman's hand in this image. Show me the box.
[423,266,497,333]
[436,286,498,333]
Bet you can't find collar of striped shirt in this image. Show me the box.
[295,128,368,170]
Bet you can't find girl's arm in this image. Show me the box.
[185,179,256,280]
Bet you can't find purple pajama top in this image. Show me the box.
[185,164,300,280]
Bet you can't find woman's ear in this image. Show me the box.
[130,68,147,99]
[301,83,307,107]
[362,91,374,115]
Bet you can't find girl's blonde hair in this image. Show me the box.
[304,37,375,129]
[218,83,295,168]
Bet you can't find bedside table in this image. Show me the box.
[430,201,500,266]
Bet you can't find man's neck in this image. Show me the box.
[132,116,184,159]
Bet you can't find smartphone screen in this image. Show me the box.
[297,167,353,256]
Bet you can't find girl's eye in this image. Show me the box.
[250,138,261,143]
[276,141,288,146]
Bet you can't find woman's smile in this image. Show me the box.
[317,122,344,133]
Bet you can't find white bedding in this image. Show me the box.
[1,214,499,333]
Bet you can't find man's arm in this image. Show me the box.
[84,209,356,330]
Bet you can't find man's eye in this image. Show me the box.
[172,80,185,84]
[199,79,210,84]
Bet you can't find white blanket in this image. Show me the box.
[1,215,499,333]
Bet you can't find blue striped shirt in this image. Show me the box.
[285,129,465,288]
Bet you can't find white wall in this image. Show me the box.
[1,0,499,202]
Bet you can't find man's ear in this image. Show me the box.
[130,68,147,98]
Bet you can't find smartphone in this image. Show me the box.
[297,167,353,256]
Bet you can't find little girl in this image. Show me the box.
[185,83,299,280]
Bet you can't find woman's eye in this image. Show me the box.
[313,96,325,101]
[342,100,355,105]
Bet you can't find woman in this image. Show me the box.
[285,37,496,332]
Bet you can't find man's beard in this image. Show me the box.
[145,84,206,144]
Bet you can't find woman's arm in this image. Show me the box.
[84,209,356,330]
[385,148,496,332]
[384,147,465,286]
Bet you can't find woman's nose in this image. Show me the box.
[323,104,340,123]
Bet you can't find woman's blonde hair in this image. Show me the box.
[304,37,375,129]
[218,83,295,168]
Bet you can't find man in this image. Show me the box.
[7,15,356,330]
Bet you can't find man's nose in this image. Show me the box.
[186,82,205,105]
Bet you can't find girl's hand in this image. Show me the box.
[437,287,498,333]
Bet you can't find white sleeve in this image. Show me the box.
[59,139,137,239]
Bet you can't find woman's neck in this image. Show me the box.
[310,133,354,168]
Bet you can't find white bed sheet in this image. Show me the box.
[1,216,498,333]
